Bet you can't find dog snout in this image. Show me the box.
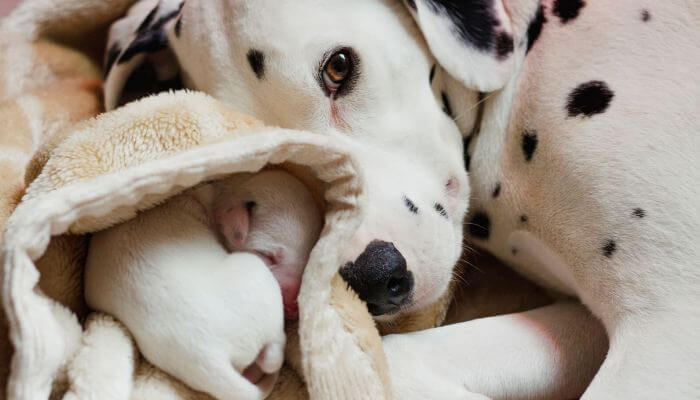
[339,240,414,316]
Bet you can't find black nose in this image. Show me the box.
[339,240,414,316]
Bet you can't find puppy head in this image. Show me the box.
[213,170,323,271]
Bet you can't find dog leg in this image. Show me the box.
[383,302,607,400]
[581,312,700,399]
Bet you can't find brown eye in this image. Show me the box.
[321,47,357,96]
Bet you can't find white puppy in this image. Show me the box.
[85,170,322,400]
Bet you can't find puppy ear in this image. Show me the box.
[103,0,185,110]
[404,0,536,92]
[214,201,252,252]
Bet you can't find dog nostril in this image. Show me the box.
[387,277,402,296]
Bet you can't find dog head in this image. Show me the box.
[103,0,474,319]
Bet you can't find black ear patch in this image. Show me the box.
[425,0,513,60]
[566,81,614,117]
[468,211,491,240]
[522,129,538,162]
[526,5,547,53]
[247,49,265,80]
[553,0,586,24]
[404,196,419,214]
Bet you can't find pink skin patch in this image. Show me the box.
[258,251,302,320]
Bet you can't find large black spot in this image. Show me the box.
[404,196,419,214]
[247,49,265,79]
[553,0,585,24]
[442,91,454,118]
[463,135,472,171]
[468,211,491,240]
[566,81,614,117]
[526,5,547,53]
[602,239,617,258]
[425,0,504,56]
[522,129,538,162]
[495,32,514,59]
[632,208,646,218]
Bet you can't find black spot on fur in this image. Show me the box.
[424,0,504,56]
[553,0,585,24]
[492,182,501,198]
[520,215,528,223]
[526,5,547,53]
[247,49,265,79]
[522,129,538,162]
[468,211,491,240]
[495,32,514,60]
[174,16,183,37]
[641,9,651,22]
[405,0,417,11]
[435,203,448,218]
[404,196,419,214]
[103,44,122,78]
[602,239,617,258]
[633,208,646,218]
[511,247,518,255]
[442,91,454,118]
[429,64,436,84]
[566,81,614,117]
[463,135,472,171]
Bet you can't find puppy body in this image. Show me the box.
[85,170,321,400]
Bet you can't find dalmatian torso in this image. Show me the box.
[450,0,700,325]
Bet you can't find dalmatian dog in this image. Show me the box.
[104,0,699,398]
[382,0,700,399]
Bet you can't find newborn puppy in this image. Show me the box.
[84,170,322,400]
[213,171,323,319]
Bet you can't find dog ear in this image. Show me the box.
[103,0,185,110]
[404,0,536,92]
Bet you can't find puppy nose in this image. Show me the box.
[339,240,414,316]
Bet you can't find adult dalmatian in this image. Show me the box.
[104,0,699,399]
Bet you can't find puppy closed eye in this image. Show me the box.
[319,47,359,98]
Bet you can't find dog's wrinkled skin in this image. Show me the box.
[383,0,700,399]
[105,0,470,322]
[85,170,323,400]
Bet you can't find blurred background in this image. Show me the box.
[1,0,22,17]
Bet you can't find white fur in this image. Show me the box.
[85,171,325,400]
